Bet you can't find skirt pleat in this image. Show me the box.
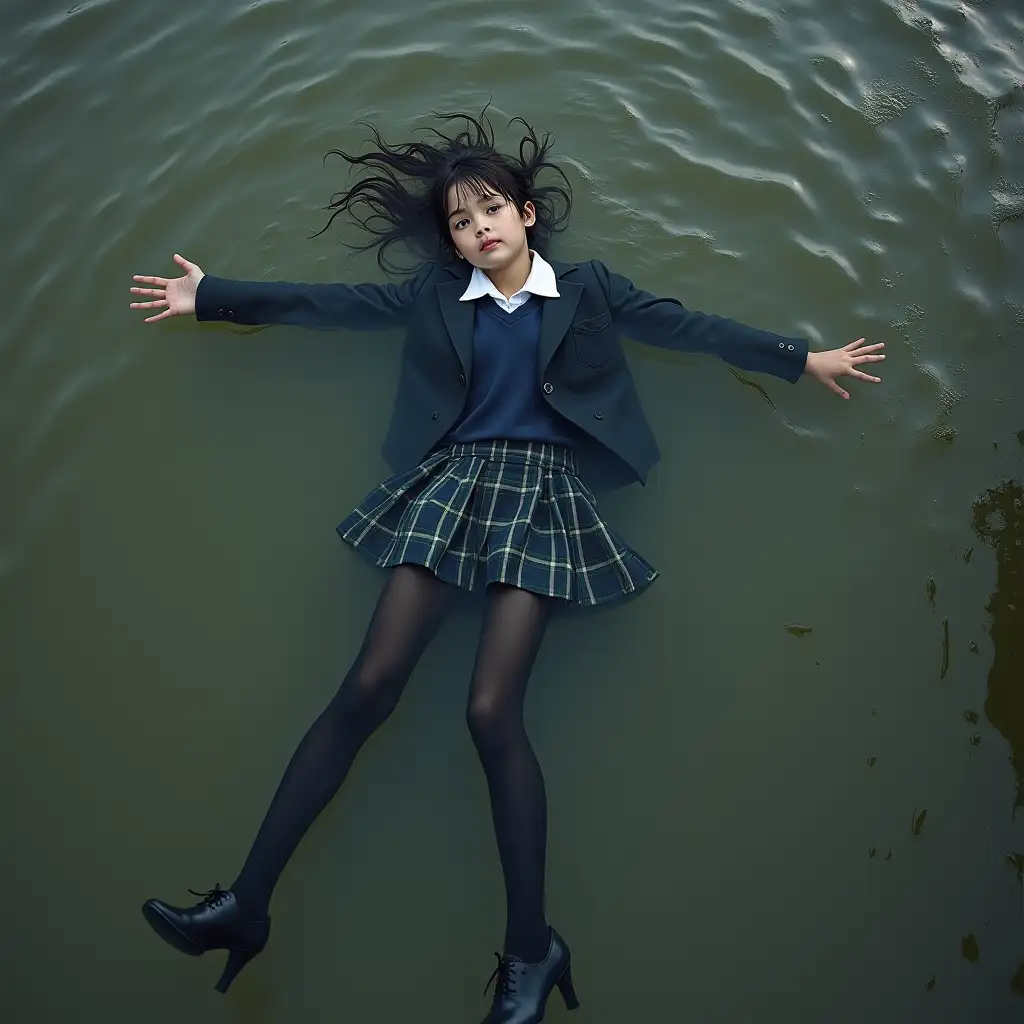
[336,440,658,606]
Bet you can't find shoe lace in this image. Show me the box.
[188,883,231,909]
[483,952,518,998]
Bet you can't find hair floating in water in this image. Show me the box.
[314,104,573,274]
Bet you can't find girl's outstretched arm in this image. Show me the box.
[591,259,883,395]
[129,253,431,331]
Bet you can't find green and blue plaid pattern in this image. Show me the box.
[337,440,658,606]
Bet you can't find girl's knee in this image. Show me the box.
[332,662,406,729]
[465,690,519,747]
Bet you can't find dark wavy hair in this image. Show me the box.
[314,107,573,274]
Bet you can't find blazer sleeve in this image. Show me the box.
[590,259,808,383]
[194,262,434,331]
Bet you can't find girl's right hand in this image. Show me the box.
[129,253,205,322]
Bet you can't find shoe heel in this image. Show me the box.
[214,948,258,994]
[556,963,580,1011]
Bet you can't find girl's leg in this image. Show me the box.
[229,564,458,917]
[465,583,554,964]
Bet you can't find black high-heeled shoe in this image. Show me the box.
[141,884,270,993]
[481,927,580,1024]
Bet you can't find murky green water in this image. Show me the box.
[3,0,1023,1020]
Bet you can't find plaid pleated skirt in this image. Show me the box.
[336,440,658,606]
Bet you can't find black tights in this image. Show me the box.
[229,564,553,962]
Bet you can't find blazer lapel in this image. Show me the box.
[538,280,582,376]
[437,277,475,378]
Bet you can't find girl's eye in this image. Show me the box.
[452,204,500,230]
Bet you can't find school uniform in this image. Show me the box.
[195,253,807,605]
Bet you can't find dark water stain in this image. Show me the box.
[971,479,1024,811]
[784,623,812,637]
[925,975,936,992]
[1013,963,1024,997]
[868,844,877,858]
[867,756,877,767]
[963,546,974,564]
[971,476,1024,999]
[1006,853,1024,881]
[912,807,928,836]
[964,709,979,725]
[962,933,980,963]
[968,640,980,654]
[940,618,950,679]
[1006,856,1024,998]
[926,575,937,609]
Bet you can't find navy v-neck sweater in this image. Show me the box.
[446,295,583,448]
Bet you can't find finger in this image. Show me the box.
[129,287,165,297]
[849,369,882,383]
[143,308,174,323]
[173,253,196,272]
[129,299,168,310]
[826,378,850,399]
[133,275,170,286]
[852,342,885,355]
[853,353,885,364]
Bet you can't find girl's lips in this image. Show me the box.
[480,239,501,251]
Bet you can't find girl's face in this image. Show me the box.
[445,185,537,269]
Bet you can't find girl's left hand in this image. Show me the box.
[803,339,885,399]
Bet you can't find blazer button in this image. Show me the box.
[593,411,603,420]
[457,373,466,387]
[218,308,225,315]
[431,411,438,420]
[778,341,784,349]
[227,310,234,317]
[787,344,794,351]
[542,382,554,395]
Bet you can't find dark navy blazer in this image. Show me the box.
[195,258,808,487]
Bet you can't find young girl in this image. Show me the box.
[129,110,883,1020]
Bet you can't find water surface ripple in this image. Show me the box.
[2,0,1022,1020]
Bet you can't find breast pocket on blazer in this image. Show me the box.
[570,311,615,369]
